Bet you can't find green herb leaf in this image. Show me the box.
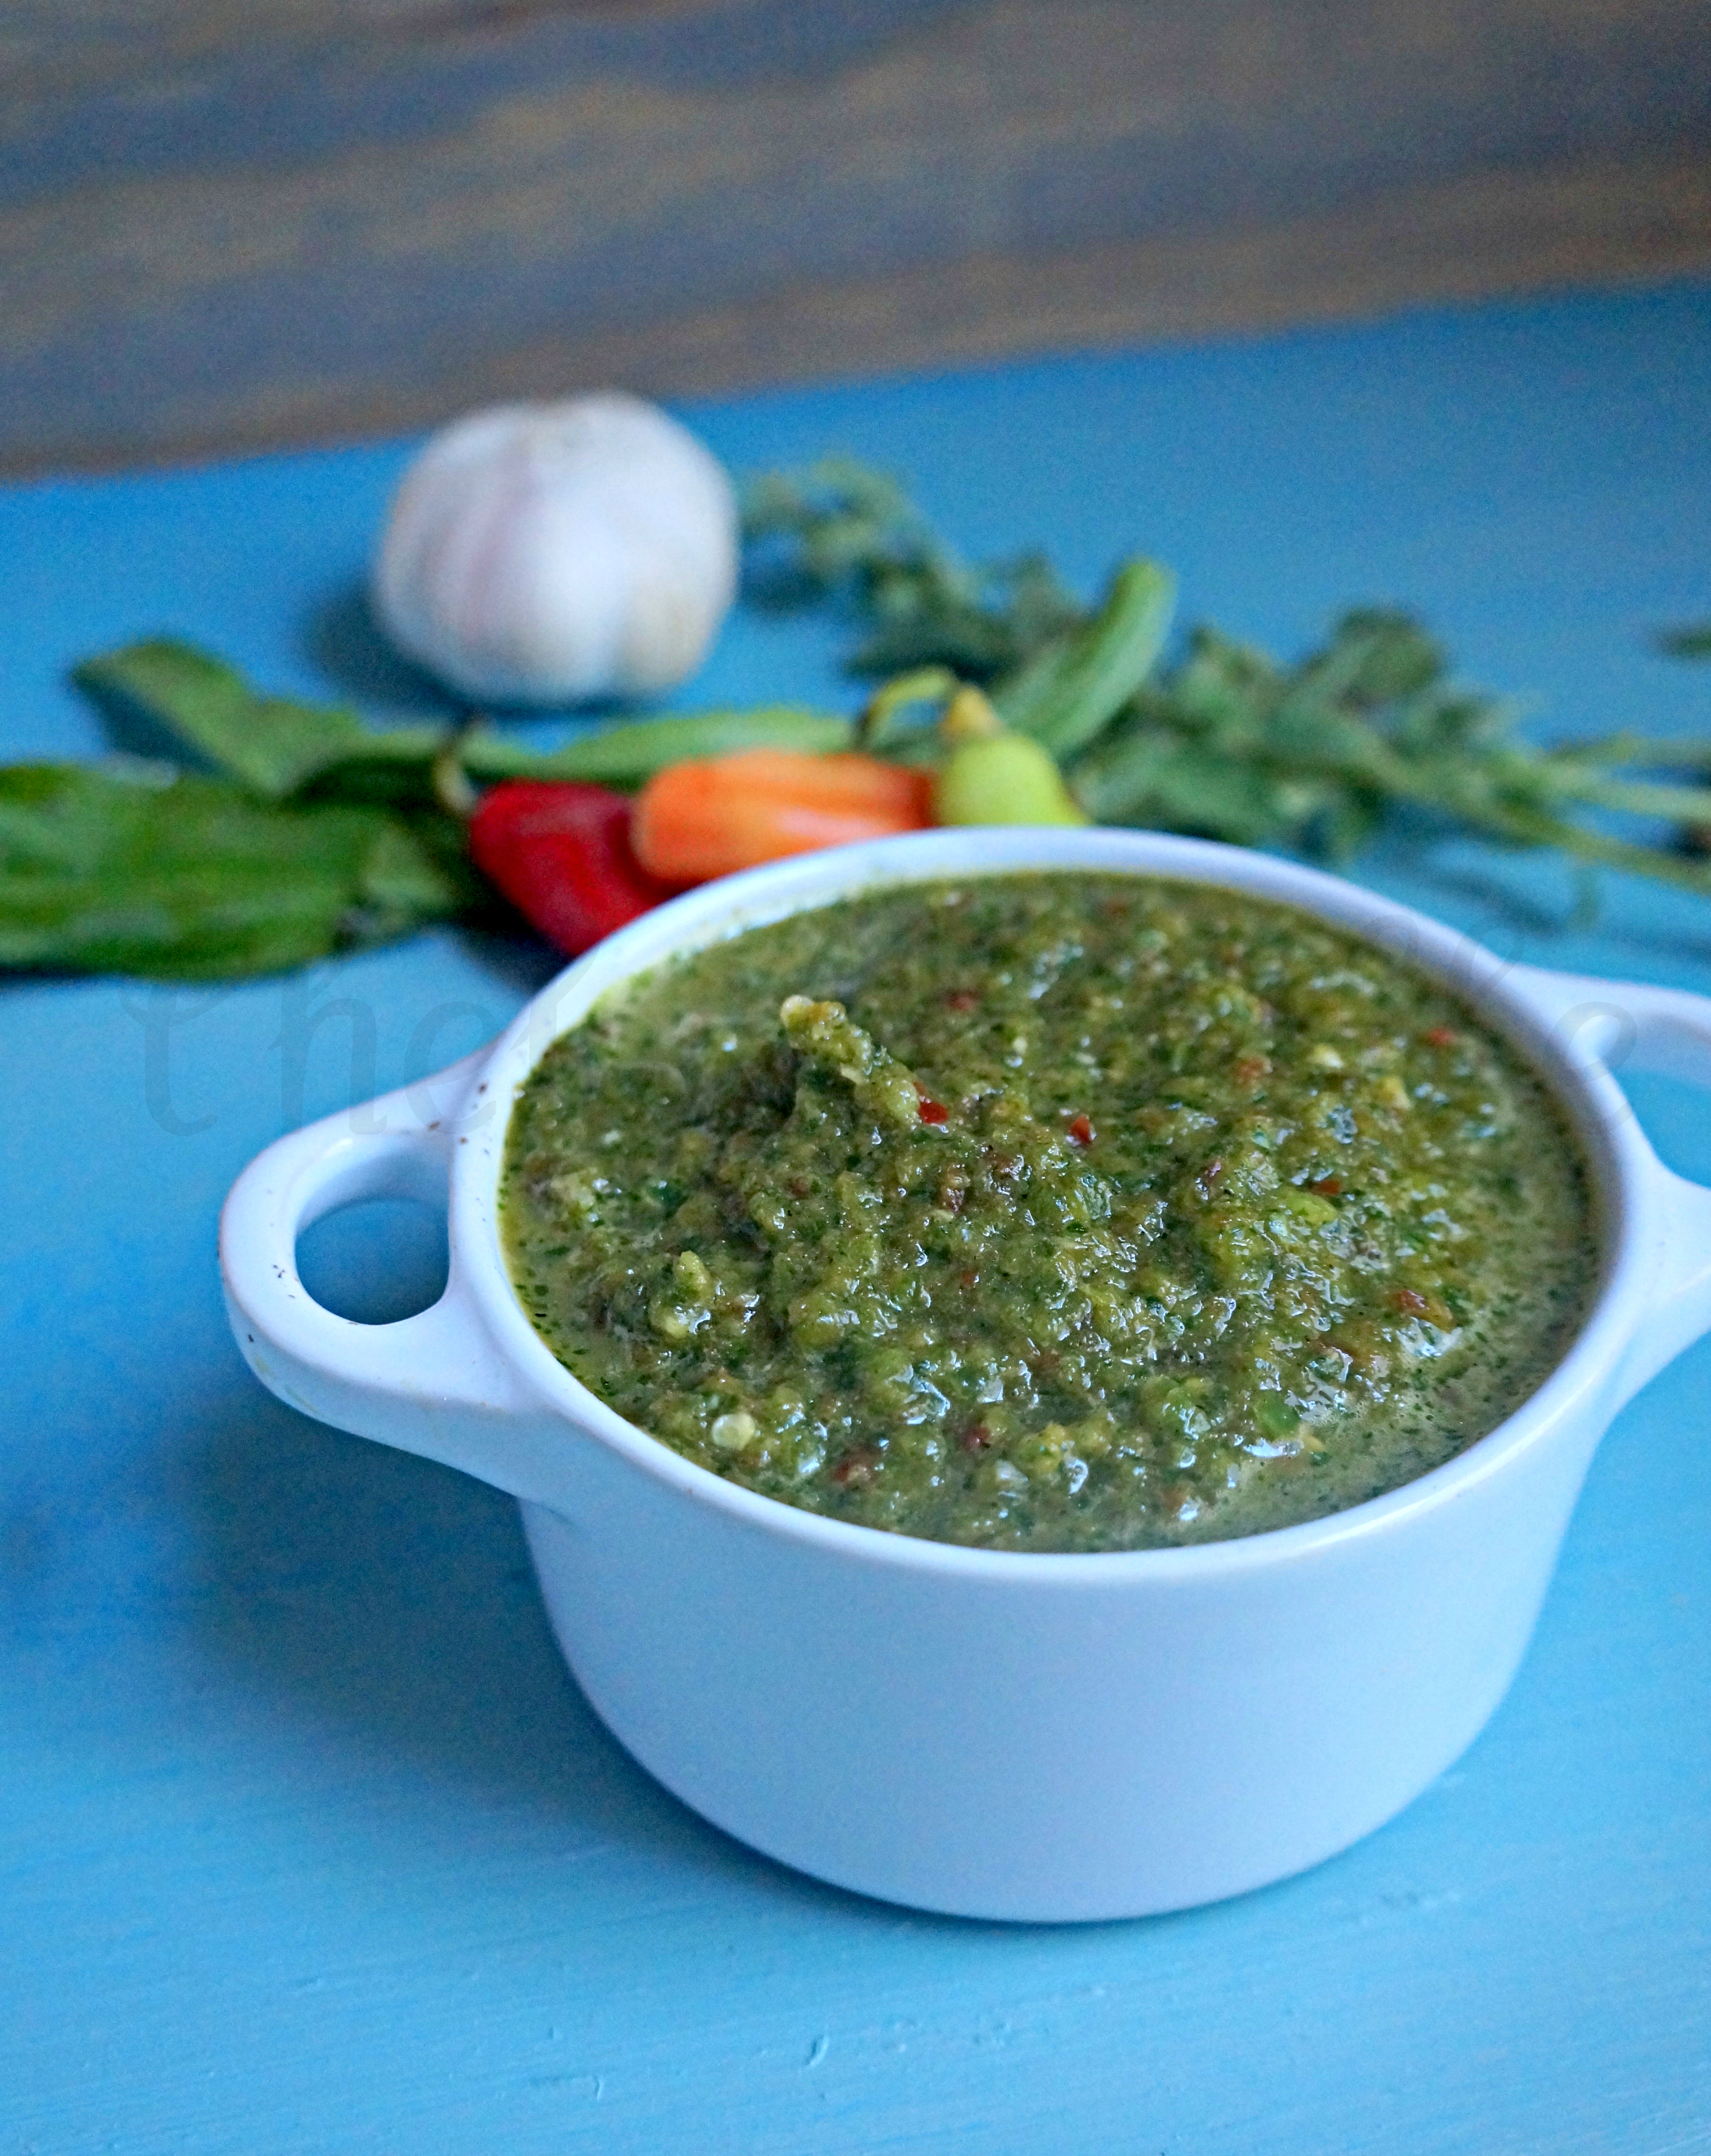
[0,763,469,978]
[1067,600,1711,898]
[73,636,458,811]
[741,459,1085,683]
[292,728,459,808]
[1655,623,1711,660]
[1287,608,1444,707]
[71,639,383,800]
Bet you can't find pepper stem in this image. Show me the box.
[430,725,481,819]
[939,684,1005,744]
[856,666,961,751]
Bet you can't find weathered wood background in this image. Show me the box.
[5,0,1710,473]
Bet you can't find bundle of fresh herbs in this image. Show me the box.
[1,643,843,977]
[2,458,1708,979]
[745,459,1711,890]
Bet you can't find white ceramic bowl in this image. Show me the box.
[221,830,1711,1921]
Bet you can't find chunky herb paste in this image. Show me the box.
[500,873,1595,1552]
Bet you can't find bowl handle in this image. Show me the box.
[218,1049,572,1508]
[1507,964,1711,1406]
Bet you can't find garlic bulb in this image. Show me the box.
[374,392,739,704]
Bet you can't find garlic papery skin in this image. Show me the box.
[374,392,739,704]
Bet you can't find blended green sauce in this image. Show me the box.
[501,873,1596,1552]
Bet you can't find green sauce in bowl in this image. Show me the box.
[500,872,1595,1552]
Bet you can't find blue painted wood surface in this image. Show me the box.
[3,285,1709,2153]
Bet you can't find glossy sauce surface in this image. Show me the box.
[501,873,1596,1550]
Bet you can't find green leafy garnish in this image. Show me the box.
[10,644,855,977]
[743,463,1711,901]
[741,458,1085,681]
[72,640,376,800]
[0,763,472,978]
[6,460,1710,983]
[1070,609,1711,896]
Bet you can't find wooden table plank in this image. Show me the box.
[5,0,1710,471]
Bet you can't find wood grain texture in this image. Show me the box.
[6,0,1711,472]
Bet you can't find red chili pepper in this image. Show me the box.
[1067,1114,1094,1146]
[918,1098,949,1125]
[468,781,677,957]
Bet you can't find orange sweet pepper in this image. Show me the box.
[631,748,933,883]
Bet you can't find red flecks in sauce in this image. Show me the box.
[501,870,1595,1555]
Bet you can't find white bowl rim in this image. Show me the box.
[449,826,1654,1583]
